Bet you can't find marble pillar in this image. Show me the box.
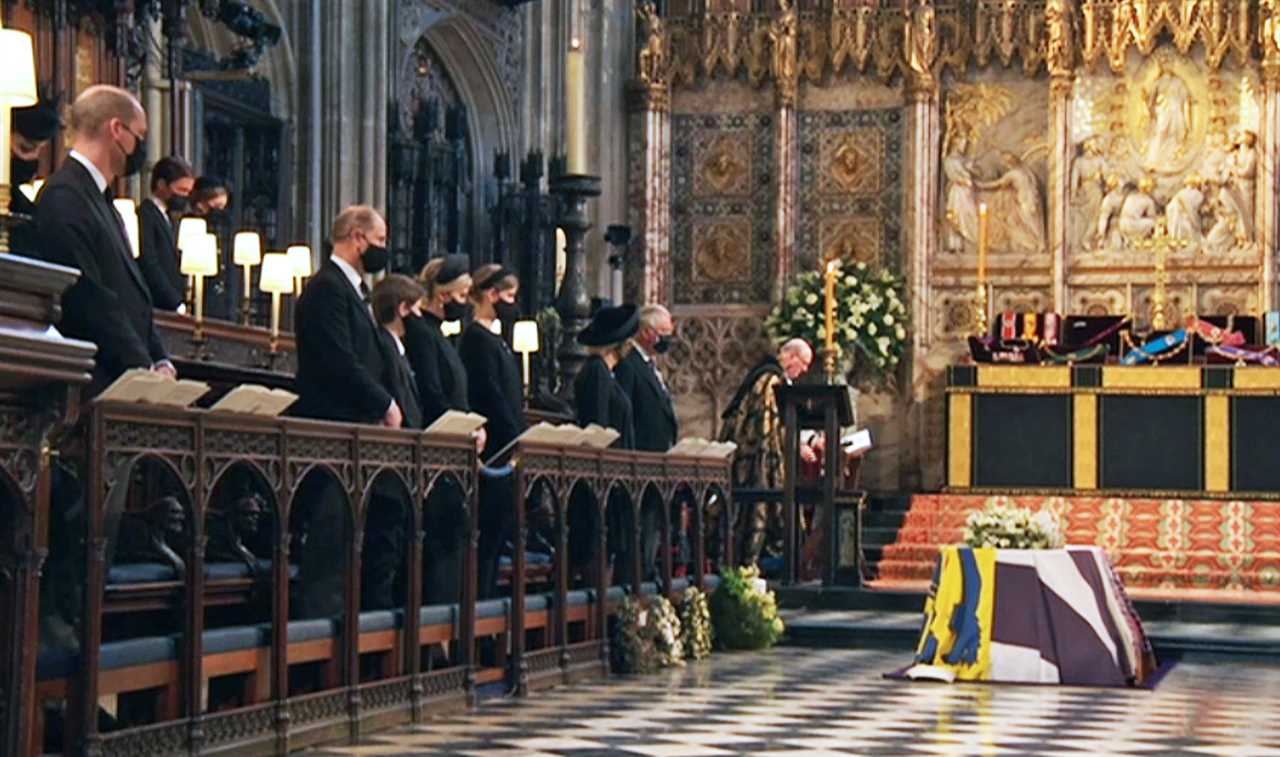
[627,82,672,304]
[1261,68,1280,311]
[905,76,941,490]
[775,100,798,301]
[1048,75,1073,312]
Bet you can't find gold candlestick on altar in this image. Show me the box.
[823,258,838,382]
[974,203,990,337]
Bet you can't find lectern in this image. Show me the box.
[774,384,856,586]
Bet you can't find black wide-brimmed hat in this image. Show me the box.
[13,82,62,142]
[577,304,639,347]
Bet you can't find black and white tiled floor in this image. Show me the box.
[309,647,1280,756]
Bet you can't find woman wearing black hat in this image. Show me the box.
[573,304,638,450]
[408,254,476,430]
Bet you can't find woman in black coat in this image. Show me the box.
[405,254,473,428]
[457,264,525,597]
[573,304,638,450]
[571,304,640,586]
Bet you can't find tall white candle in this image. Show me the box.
[565,38,587,174]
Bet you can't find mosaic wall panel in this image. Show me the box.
[796,108,905,273]
[671,112,776,305]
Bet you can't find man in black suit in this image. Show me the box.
[291,204,396,618]
[136,156,194,311]
[36,84,174,395]
[615,304,679,579]
[292,204,399,427]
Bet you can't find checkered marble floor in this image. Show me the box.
[308,647,1280,756]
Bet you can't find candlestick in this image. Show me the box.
[565,38,587,174]
[823,259,837,353]
[975,203,990,336]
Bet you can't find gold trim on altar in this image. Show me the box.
[1073,393,1098,490]
[977,365,1071,389]
[1204,394,1230,492]
[947,393,972,488]
[1102,365,1200,389]
[1231,368,1280,390]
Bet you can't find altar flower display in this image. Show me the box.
[710,565,784,650]
[765,260,908,386]
[963,501,1064,550]
[613,595,684,674]
[679,585,713,660]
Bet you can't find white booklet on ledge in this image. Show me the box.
[424,410,487,438]
[96,368,210,407]
[208,385,297,416]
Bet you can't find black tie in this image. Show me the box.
[359,281,371,305]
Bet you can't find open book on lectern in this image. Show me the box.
[208,384,298,416]
[96,368,211,407]
[423,410,487,438]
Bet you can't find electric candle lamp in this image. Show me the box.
[512,319,540,391]
[234,231,262,324]
[287,244,312,295]
[180,232,218,326]
[0,21,38,253]
[259,252,293,351]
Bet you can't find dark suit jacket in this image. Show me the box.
[377,330,424,430]
[459,320,525,459]
[36,157,168,395]
[574,355,635,450]
[136,198,184,311]
[292,259,393,424]
[615,349,677,452]
[403,313,469,427]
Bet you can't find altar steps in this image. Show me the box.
[778,586,1280,659]
[859,493,913,580]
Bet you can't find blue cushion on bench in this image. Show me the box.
[498,551,553,569]
[606,586,626,602]
[419,604,457,627]
[285,619,337,643]
[670,577,690,593]
[101,636,177,670]
[107,563,177,584]
[525,593,551,611]
[358,610,401,633]
[476,598,509,619]
[567,589,591,606]
[703,574,721,592]
[639,582,658,596]
[480,464,514,479]
[204,626,265,655]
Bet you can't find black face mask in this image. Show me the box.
[495,300,519,324]
[11,157,38,186]
[119,136,146,178]
[443,300,468,322]
[654,335,674,355]
[362,243,390,273]
[167,194,189,214]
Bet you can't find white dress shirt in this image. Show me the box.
[69,150,109,193]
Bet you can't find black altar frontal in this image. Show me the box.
[946,364,1280,498]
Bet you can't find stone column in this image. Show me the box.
[774,88,798,300]
[1261,64,1280,311]
[1048,74,1074,312]
[626,81,672,304]
[904,72,941,489]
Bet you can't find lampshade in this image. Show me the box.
[512,320,539,353]
[233,231,262,266]
[176,217,208,253]
[0,29,37,107]
[112,198,140,258]
[259,253,294,294]
[180,233,218,276]
[286,244,312,278]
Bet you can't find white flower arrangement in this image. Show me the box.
[764,259,908,387]
[963,503,1065,550]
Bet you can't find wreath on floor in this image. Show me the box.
[710,566,785,650]
[613,594,685,674]
[679,586,713,660]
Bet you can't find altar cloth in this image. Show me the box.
[909,546,1156,687]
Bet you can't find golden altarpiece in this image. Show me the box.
[626,0,1280,489]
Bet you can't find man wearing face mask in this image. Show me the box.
[9,83,61,256]
[137,156,194,311]
[36,84,174,395]
[292,204,400,427]
[290,205,395,619]
[615,304,679,580]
